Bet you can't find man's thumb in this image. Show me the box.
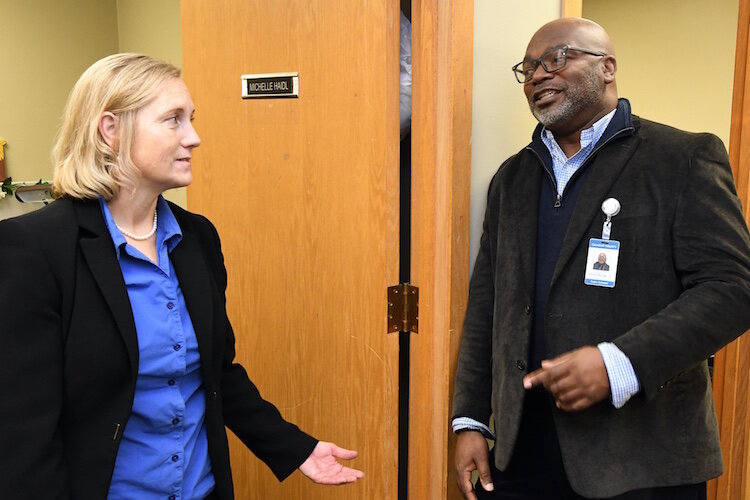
[476,462,494,492]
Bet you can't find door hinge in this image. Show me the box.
[387,283,419,333]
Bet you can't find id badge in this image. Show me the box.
[584,238,620,288]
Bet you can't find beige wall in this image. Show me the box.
[4,1,739,243]
[583,0,738,149]
[470,0,561,269]
[0,0,118,184]
[0,0,182,219]
[116,0,184,206]
[469,0,739,270]
[117,0,182,66]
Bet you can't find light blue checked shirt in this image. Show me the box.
[541,108,616,195]
[453,110,639,437]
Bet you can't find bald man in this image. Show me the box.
[452,18,750,499]
[593,253,609,271]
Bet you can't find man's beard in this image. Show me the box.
[529,65,604,129]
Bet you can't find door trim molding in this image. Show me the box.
[710,0,750,497]
[410,0,473,498]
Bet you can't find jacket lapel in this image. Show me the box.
[509,155,543,293]
[170,217,215,379]
[74,199,140,373]
[550,133,641,288]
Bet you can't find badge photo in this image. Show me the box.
[585,238,619,288]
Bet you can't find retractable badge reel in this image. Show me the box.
[600,197,621,240]
[584,198,621,288]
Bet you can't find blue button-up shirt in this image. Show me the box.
[100,197,215,499]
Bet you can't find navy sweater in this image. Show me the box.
[528,99,634,370]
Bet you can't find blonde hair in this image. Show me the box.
[52,53,181,200]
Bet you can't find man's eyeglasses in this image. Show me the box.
[512,45,607,84]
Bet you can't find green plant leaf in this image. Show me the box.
[1,177,14,195]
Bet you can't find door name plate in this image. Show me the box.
[241,72,299,99]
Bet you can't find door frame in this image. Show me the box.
[711,0,750,497]
[410,0,473,498]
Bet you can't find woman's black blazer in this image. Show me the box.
[0,197,317,499]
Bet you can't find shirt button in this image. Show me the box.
[168,379,176,386]
[173,344,182,351]
[167,302,174,310]
[172,417,179,425]
[516,360,526,371]
[171,454,179,462]
[169,496,176,500]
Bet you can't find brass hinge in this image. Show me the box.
[387,283,419,333]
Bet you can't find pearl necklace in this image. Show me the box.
[115,210,158,241]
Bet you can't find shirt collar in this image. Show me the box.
[542,107,617,160]
[99,196,183,258]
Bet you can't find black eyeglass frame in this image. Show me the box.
[511,45,607,83]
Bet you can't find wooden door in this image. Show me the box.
[181,1,400,498]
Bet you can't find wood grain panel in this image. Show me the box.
[410,0,473,498]
[710,0,750,497]
[182,1,400,497]
[561,0,583,18]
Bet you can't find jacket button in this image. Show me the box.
[524,305,531,315]
[516,360,526,371]
[212,391,218,400]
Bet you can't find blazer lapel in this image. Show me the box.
[74,200,139,373]
[170,221,215,378]
[509,155,543,293]
[550,135,641,288]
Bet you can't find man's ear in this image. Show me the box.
[98,112,119,152]
[602,56,617,84]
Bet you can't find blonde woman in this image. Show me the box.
[0,53,362,499]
